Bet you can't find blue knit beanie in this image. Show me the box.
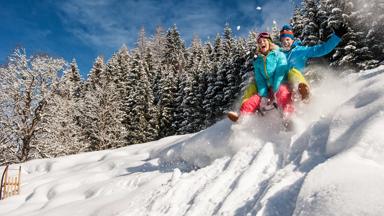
[280,24,294,40]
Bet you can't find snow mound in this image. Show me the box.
[1,66,384,216]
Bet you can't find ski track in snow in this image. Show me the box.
[1,66,384,216]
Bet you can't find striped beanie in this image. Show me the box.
[280,24,294,40]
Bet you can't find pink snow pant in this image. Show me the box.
[240,84,294,115]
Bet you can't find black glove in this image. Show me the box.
[333,23,348,38]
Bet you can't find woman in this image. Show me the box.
[228,32,294,122]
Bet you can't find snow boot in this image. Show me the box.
[227,111,240,122]
[298,83,310,102]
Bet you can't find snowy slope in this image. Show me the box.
[1,66,384,216]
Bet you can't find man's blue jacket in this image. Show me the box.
[281,33,341,72]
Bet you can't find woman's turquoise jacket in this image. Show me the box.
[253,49,288,97]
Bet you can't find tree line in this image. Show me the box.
[0,25,254,163]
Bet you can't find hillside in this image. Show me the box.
[1,66,384,216]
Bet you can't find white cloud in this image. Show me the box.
[55,0,224,50]
[56,0,137,50]
[53,0,297,51]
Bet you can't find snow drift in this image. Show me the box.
[1,66,384,216]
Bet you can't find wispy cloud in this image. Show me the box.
[56,0,134,50]
[54,0,226,50]
[53,0,297,51]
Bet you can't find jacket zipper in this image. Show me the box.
[262,55,271,87]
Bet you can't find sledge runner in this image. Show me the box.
[227,32,293,127]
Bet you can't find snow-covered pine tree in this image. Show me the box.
[231,37,249,102]
[149,26,167,105]
[104,52,120,87]
[361,0,384,68]
[244,30,258,81]
[323,0,377,69]
[164,25,187,74]
[157,25,186,137]
[87,56,105,91]
[313,0,346,68]
[323,0,359,69]
[199,42,214,129]
[137,27,147,61]
[138,29,152,75]
[195,42,212,131]
[157,65,177,138]
[224,32,257,113]
[300,0,321,46]
[291,7,305,38]
[246,31,258,55]
[115,45,131,96]
[345,0,375,69]
[65,59,83,128]
[0,48,66,162]
[203,34,223,127]
[80,56,104,150]
[173,69,188,134]
[178,37,205,133]
[0,66,17,164]
[317,0,333,41]
[292,0,384,69]
[137,27,159,89]
[221,24,237,113]
[124,51,158,144]
[114,45,137,144]
[82,56,127,150]
[271,20,280,43]
[66,59,82,98]
[36,60,85,157]
[371,0,384,65]
[241,32,258,96]
[135,28,160,141]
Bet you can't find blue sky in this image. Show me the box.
[0,0,300,78]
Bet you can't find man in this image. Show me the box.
[279,24,348,100]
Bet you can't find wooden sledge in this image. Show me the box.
[0,165,21,200]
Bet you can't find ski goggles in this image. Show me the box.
[257,32,272,42]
